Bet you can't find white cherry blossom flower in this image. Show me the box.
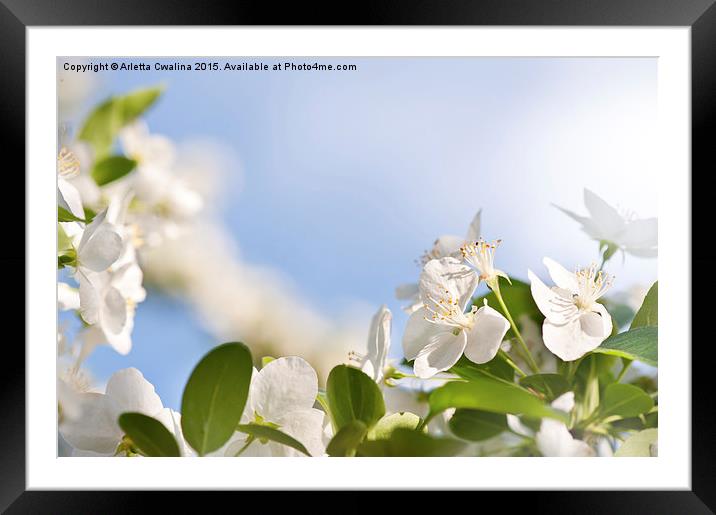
[555,188,657,258]
[396,209,482,312]
[349,305,392,383]
[223,357,326,457]
[60,368,169,456]
[535,392,595,457]
[528,257,614,361]
[459,238,509,288]
[402,257,509,378]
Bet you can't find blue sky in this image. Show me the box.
[61,57,658,409]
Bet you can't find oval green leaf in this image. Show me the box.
[368,412,420,440]
[592,326,657,367]
[630,281,658,329]
[428,376,565,423]
[118,412,180,457]
[326,420,368,457]
[79,86,164,154]
[181,342,253,456]
[91,155,137,186]
[357,428,465,457]
[601,383,654,418]
[236,423,311,456]
[326,365,385,431]
[449,409,507,442]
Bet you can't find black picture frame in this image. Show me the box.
[3,0,714,511]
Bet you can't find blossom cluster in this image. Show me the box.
[58,85,658,458]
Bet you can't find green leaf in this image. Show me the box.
[357,428,466,457]
[79,86,164,154]
[181,342,253,456]
[450,354,514,382]
[326,420,368,457]
[118,412,180,457]
[592,326,658,367]
[236,423,311,456]
[614,428,658,457]
[519,374,570,401]
[326,365,385,431]
[601,383,654,419]
[427,376,566,423]
[449,409,507,441]
[631,281,658,329]
[91,155,137,186]
[368,412,420,440]
[58,206,85,223]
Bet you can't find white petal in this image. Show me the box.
[420,257,478,311]
[542,316,608,362]
[362,305,391,382]
[251,357,318,422]
[58,282,80,311]
[464,209,482,243]
[402,307,437,361]
[551,391,575,413]
[101,286,128,336]
[463,305,509,364]
[58,177,84,219]
[105,368,164,415]
[528,269,578,325]
[77,212,124,272]
[583,188,625,239]
[542,257,578,292]
[60,393,122,454]
[274,408,326,457]
[431,235,465,258]
[536,419,595,457]
[620,218,658,249]
[413,329,467,378]
[76,269,102,325]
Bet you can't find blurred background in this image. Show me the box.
[58,57,658,410]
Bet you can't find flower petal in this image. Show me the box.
[583,188,625,239]
[274,408,326,457]
[464,209,482,243]
[362,305,391,382]
[463,305,509,364]
[551,391,575,413]
[542,316,608,362]
[77,212,124,272]
[402,307,437,361]
[420,257,478,311]
[431,235,465,258]
[542,257,578,292]
[413,329,467,378]
[58,177,84,219]
[536,418,595,457]
[528,269,578,325]
[620,217,658,250]
[60,393,123,454]
[251,357,318,422]
[105,368,164,415]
